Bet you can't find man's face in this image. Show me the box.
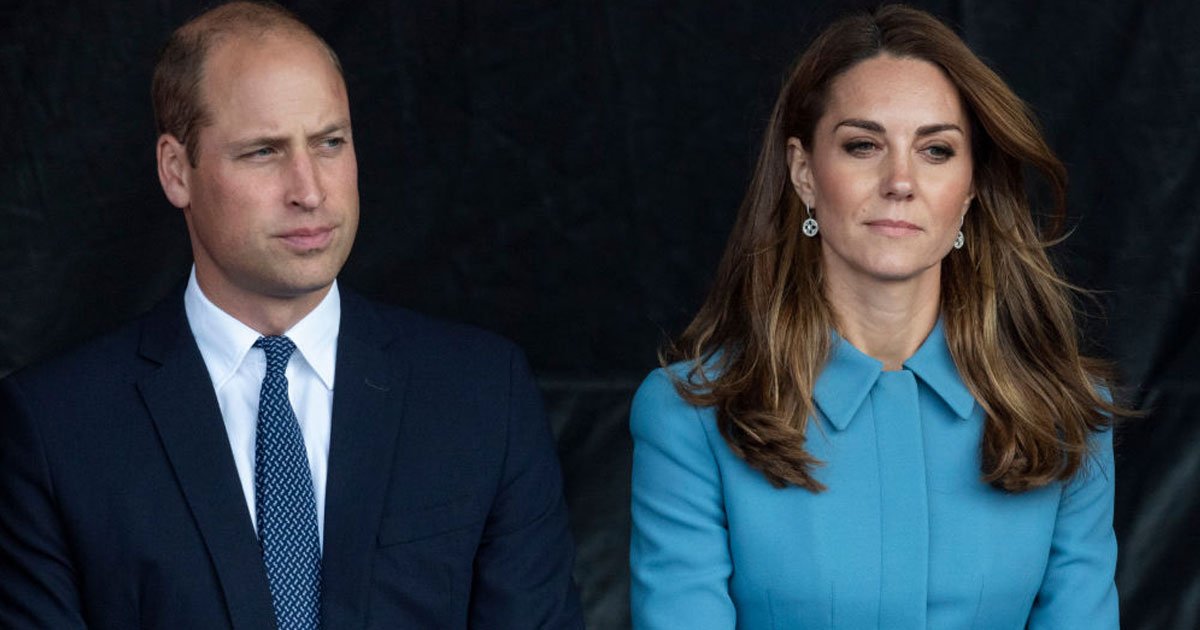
[173,31,358,311]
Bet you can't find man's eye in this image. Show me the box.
[244,147,276,158]
[320,137,345,149]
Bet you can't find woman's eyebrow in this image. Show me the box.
[834,118,884,133]
[915,123,964,136]
[833,119,964,137]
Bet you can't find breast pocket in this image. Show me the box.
[370,497,482,626]
[377,497,480,547]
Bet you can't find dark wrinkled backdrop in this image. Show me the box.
[2,2,1197,628]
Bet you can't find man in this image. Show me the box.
[0,2,583,628]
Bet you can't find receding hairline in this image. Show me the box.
[175,2,343,78]
[152,1,345,163]
[176,2,321,44]
[200,26,344,81]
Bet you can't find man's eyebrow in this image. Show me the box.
[308,120,352,140]
[229,120,353,151]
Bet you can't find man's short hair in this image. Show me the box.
[151,1,344,166]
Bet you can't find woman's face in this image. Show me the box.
[787,54,974,288]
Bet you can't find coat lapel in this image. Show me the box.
[321,290,408,629]
[135,297,277,629]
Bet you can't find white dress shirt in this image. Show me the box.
[183,267,338,546]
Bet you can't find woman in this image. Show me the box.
[630,5,1122,629]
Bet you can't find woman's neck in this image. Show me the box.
[823,269,941,371]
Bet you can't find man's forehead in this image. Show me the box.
[192,30,349,143]
[200,31,345,101]
[203,28,328,76]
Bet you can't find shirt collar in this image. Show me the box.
[183,266,340,391]
[285,281,339,390]
[812,318,975,431]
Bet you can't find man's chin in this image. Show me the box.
[267,279,337,301]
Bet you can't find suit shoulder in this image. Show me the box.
[5,316,147,391]
[373,302,518,353]
[368,302,522,370]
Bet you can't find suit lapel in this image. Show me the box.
[135,297,277,629]
[321,290,408,629]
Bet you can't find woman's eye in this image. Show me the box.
[842,140,877,156]
[923,145,955,161]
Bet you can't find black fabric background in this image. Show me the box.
[2,2,1197,628]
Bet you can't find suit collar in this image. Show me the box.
[136,289,277,629]
[139,286,410,628]
[320,287,408,628]
[813,319,975,431]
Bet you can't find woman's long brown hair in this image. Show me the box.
[665,4,1123,492]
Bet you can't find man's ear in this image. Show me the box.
[785,137,816,207]
[157,134,191,209]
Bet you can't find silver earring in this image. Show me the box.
[802,202,819,237]
[953,230,965,250]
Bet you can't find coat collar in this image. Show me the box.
[903,319,977,420]
[812,319,976,431]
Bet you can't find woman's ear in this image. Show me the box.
[786,137,816,207]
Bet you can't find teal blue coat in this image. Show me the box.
[630,321,1117,629]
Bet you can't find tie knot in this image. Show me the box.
[254,335,296,375]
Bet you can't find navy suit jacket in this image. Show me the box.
[0,288,583,629]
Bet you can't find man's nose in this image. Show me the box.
[287,152,325,210]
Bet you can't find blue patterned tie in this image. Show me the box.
[254,335,322,630]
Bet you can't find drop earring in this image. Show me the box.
[802,202,819,237]
[953,215,965,250]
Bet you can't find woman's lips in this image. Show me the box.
[865,219,921,237]
[279,227,334,250]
